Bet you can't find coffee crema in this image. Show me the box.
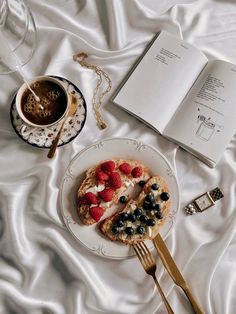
[21,80,67,125]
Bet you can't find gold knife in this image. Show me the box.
[153,233,204,314]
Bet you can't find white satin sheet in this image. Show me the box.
[0,0,236,313]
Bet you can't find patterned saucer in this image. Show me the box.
[10,76,87,149]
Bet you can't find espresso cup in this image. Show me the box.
[16,76,69,128]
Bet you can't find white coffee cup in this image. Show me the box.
[16,76,70,129]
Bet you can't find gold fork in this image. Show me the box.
[133,242,175,314]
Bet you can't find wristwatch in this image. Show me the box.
[185,187,224,215]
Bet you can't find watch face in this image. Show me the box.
[195,194,213,211]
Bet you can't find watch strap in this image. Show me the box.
[185,187,223,215]
[209,187,224,202]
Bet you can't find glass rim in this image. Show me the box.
[0,0,37,75]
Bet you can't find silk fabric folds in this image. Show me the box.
[0,0,236,313]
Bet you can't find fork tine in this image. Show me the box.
[135,242,145,256]
[133,244,140,258]
[134,243,145,261]
[138,242,152,268]
[140,242,151,259]
[135,242,150,268]
[140,242,155,264]
[133,244,145,268]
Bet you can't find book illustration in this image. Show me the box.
[196,115,223,142]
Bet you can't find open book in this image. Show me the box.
[113,30,236,167]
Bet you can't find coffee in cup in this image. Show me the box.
[16,76,69,128]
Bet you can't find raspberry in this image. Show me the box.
[131,167,142,178]
[119,162,132,175]
[101,160,115,173]
[98,188,114,202]
[81,192,99,205]
[89,206,105,222]
[109,172,122,189]
[96,170,109,183]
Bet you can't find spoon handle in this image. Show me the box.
[47,120,65,158]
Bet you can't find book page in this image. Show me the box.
[164,60,236,163]
[113,31,208,133]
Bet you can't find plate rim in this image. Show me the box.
[59,137,180,259]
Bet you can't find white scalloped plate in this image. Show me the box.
[59,138,180,259]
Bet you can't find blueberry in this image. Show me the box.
[128,213,136,222]
[151,183,159,191]
[138,180,146,187]
[147,218,156,226]
[137,225,146,234]
[154,203,161,211]
[145,194,154,203]
[134,207,142,217]
[153,209,160,215]
[150,202,155,209]
[125,226,134,235]
[143,201,153,210]
[119,195,127,203]
[120,212,129,221]
[155,211,163,219]
[117,219,124,227]
[140,215,148,223]
[112,225,119,234]
[160,192,170,201]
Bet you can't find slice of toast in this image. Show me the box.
[77,159,150,225]
[99,175,170,244]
